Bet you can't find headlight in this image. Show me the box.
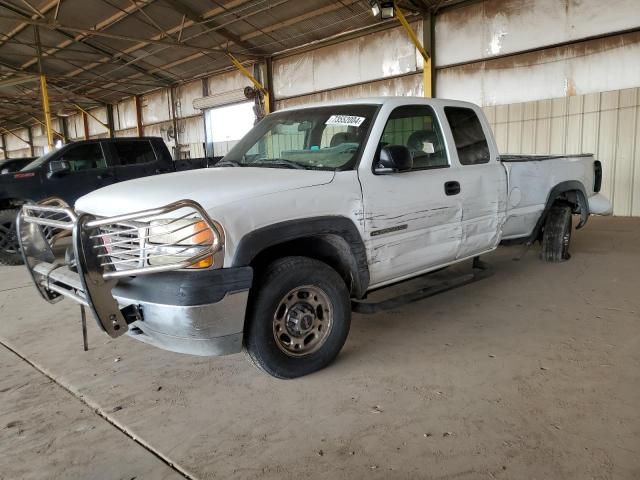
[147,217,222,269]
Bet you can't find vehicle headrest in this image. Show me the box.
[407,130,437,151]
[330,131,357,147]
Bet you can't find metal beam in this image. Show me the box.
[34,25,54,149]
[0,14,234,55]
[395,4,431,97]
[134,95,143,137]
[82,111,89,140]
[106,104,115,139]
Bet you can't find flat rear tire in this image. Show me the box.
[541,204,572,262]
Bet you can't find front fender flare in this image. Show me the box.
[232,216,370,297]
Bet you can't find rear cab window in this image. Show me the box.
[444,107,491,166]
[113,140,157,166]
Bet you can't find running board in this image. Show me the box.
[351,257,493,314]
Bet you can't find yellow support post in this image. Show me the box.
[395,3,432,98]
[227,53,270,114]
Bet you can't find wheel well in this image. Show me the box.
[249,234,365,298]
[552,189,584,211]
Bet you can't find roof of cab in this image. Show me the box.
[277,96,479,112]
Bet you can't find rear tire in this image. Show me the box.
[541,204,572,262]
[244,256,351,379]
[0,208,23,266]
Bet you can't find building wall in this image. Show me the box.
[435,0,640,216]
[2,0,638,216]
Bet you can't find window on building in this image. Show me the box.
[205,101,255,157]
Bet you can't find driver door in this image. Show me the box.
[359,105,463,286]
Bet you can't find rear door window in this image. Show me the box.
[113,140,156,166]
[444,107,491,165]
[60,143,107,171]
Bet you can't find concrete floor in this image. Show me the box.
[1,216,639,480]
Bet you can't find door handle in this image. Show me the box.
[155,168,171,174]
[98,172,114,180]
[444,181,460,196]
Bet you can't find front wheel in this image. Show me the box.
[0,208,23,266]
[541,204,572,262]
[244,256,351,379]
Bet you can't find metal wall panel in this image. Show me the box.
[114,127,137,138]
[435,0,640,68]
[141,89,172,125]
[87,107,108,137]
[483,87,640,216]
[207,69,252,96]
[175,80,203,119]
[273,22,422,100]
[437,31,640,106]
[115,97,137,130]
[66,113,84,140]
[276,73,423,109]
[3,128,29,150]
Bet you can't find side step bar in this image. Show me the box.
[352,257,492,314]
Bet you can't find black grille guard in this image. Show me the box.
[18,198,224,338]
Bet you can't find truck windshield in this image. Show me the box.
[222,104,378,171]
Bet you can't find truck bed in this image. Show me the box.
[500,153,597,240]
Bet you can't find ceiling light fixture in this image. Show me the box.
[369,0,395,20]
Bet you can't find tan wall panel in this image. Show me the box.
[275,73,423,109]
[483,87,640,216]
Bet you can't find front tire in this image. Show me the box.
[541,204,572,262]
[0,208,23,266]
[244,256,351,379]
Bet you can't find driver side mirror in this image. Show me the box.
[48,160,70,177]
[374,145,413,174]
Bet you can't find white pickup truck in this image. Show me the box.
[18,97,611,378]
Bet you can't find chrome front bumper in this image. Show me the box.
[18,199,251,356]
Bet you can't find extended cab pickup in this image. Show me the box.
[18,97,612,378]
[0,137,211,265]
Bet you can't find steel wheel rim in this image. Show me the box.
[272,285,333,357]
[0,219,19,254]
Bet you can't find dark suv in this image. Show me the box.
[0,137,210,265]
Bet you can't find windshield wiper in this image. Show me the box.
[250,159,305,170]
[214,159,243,168]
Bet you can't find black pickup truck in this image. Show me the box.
[0,137,213,265]
[0,157,37,175]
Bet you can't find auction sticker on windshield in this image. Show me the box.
[325,115,366,127]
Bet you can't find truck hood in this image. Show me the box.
[75,167,335,216]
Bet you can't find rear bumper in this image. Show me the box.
[17,199,251,356]
[588,193,613,216]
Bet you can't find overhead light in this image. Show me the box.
[369,0,395,19]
